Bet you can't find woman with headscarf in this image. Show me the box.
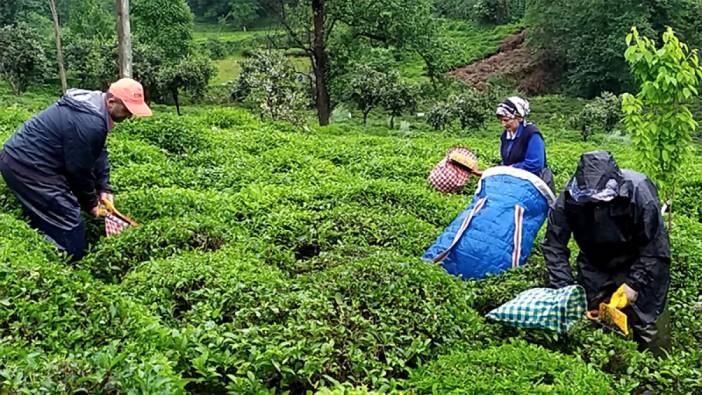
[495,96,548,176]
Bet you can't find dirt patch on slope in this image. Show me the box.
[449,30,560,94]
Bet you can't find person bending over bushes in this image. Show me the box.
[0,78,152,261]
[541,151,671,355]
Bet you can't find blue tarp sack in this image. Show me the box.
[422,166,556,279]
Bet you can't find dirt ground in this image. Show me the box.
[449,30,560,94]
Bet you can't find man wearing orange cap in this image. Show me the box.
[0,78,152,261]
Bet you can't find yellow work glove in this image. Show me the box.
[610,283,638,309]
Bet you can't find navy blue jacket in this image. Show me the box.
[500,123,546,175]
[0,89,112,213]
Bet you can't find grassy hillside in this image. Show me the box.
[1,86,701,393]
[197,20,521,86]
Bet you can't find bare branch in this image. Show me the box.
[353,31,389,44]
[258,0,310,51]
[325,17,338,42]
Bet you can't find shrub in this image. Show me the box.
[106,134,169,169]
[0,23,48,95]
[425,89,492,131]
[80,215,235,282]
[126,255,487,392]
[406,340,612,394]
[676,175,702,222]
[0,106,31,133]
[2,91,702,393]
[0,213,192,393]
[114,114,212,155]
[231,51,307,126]
[200,106,259,129]
[201,38,227,59]
[0,342,188,394]
[568,92,622,141]
[121,247,290,327]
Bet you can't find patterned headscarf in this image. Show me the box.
[496,96,530,119]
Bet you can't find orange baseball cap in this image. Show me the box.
[108,78,153,117]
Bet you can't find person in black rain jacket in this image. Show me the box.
[541,150,671,354]
[0,78,152,261]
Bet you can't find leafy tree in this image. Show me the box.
[425,88,492,131]
[426,102,455,130]
[381,80,417,129]
[525,0,702,97]
[0,23,48,95]
[131,0,194,61]
[258,0,332,126]
[157,56,217,115]
[132,44,167,102]
[345,65,397,125]
[568,92,622,141]
[232,51,307,126]
[473,0,525,25]
[219,0,262,29]
[451,89,492,129]
[0,0,48,26]
[340,0,444,83]
[188,0,263,27]
[434,0,477,20]
[63,34,117,90]
[525,0,647,97]
[259,0,441,126]
[64,0,114,39]
[621,27,702,227]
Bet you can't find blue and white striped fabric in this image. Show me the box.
[486,285,587,333]
[423,166,556,280]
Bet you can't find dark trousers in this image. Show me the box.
[0,159,86,261]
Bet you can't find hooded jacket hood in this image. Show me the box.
[567,150,625,202]
[59,89,112,131]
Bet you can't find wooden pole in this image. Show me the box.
[48,0,68,92]
[115,0,133,78]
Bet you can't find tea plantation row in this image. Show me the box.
[1,104,701,394]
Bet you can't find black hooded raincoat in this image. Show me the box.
[541,151,670,350]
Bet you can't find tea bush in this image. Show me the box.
[79,215,237,282]
[406,340,611,394]
[200,106,259,129]
[0,214,189,393]
[0,106,31,134]
[115,114,213,155]
[177,255,487,392]
[1,93,702,393]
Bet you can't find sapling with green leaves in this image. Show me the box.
[621,26,702,228]
[346,65,398,125]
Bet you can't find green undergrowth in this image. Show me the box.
[1,101,702,393]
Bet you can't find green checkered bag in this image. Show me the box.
[486,285,587,334]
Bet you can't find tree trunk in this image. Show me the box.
[115,0,133,78]
[48,0,67,93]
[668,183,675,231]
[390,115,395,129]
[363,109,370,125]
[173,90,181,115]
[312,0,330,126]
